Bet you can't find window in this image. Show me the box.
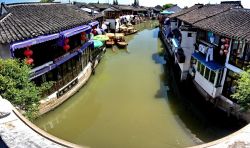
[197,61,201,73]
[204,67,210,79]
[222,70,239,101]
[216,69,223,87]
[187,33,192,37]
[200,64,205,75]
[209,70,216,84]
[197,30,206,41]
[229,40,247,69]
[196,60,224,86]
[213,34,220,45]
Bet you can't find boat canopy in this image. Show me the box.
[93,40,103,48]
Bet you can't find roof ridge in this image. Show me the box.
[171,4,203,18]
[7,2,62,7]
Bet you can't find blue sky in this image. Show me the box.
[1,0,249,8]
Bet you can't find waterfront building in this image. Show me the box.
[160,1,250,119]
[0,2,104,114]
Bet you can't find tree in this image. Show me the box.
[231,67,250,110]
[163,4,174,10]
[40,0,54,3]
[0,59,52,120]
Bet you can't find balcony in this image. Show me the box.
[192,52,224,98]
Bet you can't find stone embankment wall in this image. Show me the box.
[39,63,93,115]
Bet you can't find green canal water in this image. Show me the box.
[34,21,242,148]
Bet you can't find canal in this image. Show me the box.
[35,21,244,148]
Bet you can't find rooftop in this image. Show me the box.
[0,3,92,44]
[193,8,250,42]
[177,4,237,24]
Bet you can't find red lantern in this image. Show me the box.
[63,45,70,52]
[24,48,33,58]
[224,44,229,49]
[81,36,86,41]
[81,32,86,35]
[221,45,225,50]
[220,50,224,56]
[224,50,228,55]
[26,58,34,65]
[64,38,69,45]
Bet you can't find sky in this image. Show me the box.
[1,0,250,8]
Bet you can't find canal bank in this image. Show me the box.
[34,22,245,148]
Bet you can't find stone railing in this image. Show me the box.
[0,97,87,148]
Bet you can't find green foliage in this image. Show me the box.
[163,4,174,10]
[231,68,250,110]
[40,0,54,3]
[0,59,52,120]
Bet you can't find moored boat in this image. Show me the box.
[105,33,115,47]
[115,33,128,48]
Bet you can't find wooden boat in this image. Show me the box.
[117,41,128,48]
[125,29,138,35]
[115,33,128,48]
[106,40,115,47]
[105,33,115,47]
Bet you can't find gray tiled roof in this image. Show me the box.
[88,3,110,9]
[178,4,237,24]
[169,4,203,18]
[114,5,134,11]
[0,3,92,44]
[194,8,250,42]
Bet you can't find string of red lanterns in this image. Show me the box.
[24,46,34,65]
[63,38,70,52]
[81,32,87,43]
[220,38,230,56]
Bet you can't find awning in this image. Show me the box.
[11,33,60,51]
[89,21,99,27]
[60,25,91,38]
[192,52,224,71]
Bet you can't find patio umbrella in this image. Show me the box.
[93,35,109,41]
[93,40,103,48]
